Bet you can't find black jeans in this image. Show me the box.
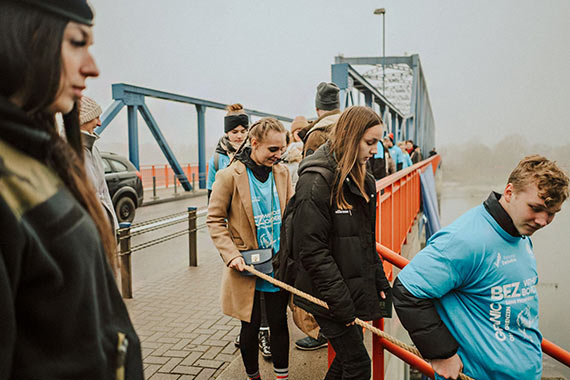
[240,290,289,374]
[315,316,371,380]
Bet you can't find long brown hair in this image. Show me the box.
[330,106,383,210]
[0,3,117,271]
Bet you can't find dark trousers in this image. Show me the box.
[240,290,289,374]
[315,317,371,380]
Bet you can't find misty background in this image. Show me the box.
[84,0,570,169]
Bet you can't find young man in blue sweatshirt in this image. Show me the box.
[393,155,569,380]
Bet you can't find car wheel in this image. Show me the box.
[115,196,136,223]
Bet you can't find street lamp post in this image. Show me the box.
[373,8,386,94]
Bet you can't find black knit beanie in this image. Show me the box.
[224,114,249,133]
[8,0,94,25]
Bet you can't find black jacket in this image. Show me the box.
[292,143,391,324]
[392,192,521,360]
[0,97,143,379]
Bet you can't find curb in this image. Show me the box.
[141,189,208,207]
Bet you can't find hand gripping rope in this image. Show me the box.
[243,265,476,380]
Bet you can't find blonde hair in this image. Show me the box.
[226,103,245,116]
[249,117,287,142]
[508,155,569,207]
[330,106,383,209]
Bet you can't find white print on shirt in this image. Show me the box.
[516,306,538,340]
[488,276,538,342]
[493,252,517,268]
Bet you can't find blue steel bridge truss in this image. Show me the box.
[333,54,436,158]
[97,55,435,192]
[95,83,293,191]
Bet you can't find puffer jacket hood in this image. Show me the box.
[297,141,337,177]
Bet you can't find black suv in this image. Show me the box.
[101,152,144,223]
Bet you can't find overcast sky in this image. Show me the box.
[86,0,570,164]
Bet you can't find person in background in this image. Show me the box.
[410,144,423,164]
[393,156,569,380]
[281,116,306,187]
[292,106,392,379]
[207,118,293,380]
[384,135,404,171]
[79,96,119,233]
[397,141,412,169]
[405,139,415,155]
[0,0,143,378]
[300,82,341,158]
[367,139,390,180]
[207,103,249,200]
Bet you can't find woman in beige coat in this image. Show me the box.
[207,118,293,380]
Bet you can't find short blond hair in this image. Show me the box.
[508,155,569,207]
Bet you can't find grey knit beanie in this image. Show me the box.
[315,82,340,111]
[79,96,102,125]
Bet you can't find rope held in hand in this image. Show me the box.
[243,265,475,380]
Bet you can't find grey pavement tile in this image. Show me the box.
[179,351,202,366]
[159,357,183,373]
[194,368,217,380]
[145,356,170,365]
[193,359,223,369]
[171,365,202,376]
[149,374,181,380]
[163,350,190,358]
[200,346,223,360]
[144,364,161,378]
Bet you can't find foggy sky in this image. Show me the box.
[86,0,570,165]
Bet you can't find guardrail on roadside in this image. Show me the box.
[117,207,208,298]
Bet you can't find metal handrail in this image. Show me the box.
[377,243,570,370]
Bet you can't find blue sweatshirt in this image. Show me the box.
[206,153,230,190]
[398,205,542,380]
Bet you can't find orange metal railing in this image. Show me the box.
[140,163,204,190]
[369,154,570,379]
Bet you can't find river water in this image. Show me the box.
[439,178,570,378]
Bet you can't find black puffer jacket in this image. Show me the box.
[292,142,391,324]
[0,97,143,380]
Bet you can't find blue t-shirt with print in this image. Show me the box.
[388,146,405,167]
[398,205,542,380]
[206,153,230,190]
[246,168,281,292]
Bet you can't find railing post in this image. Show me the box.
[188,207,198,266]
[173,173,178,195]
[118,222,133,298]
[165,165,169,188]
[372,319,385,380]
[192,173,196,193]
[152,165,158,200]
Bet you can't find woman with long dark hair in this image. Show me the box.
[292,106,392,379]
[0,1,143,378]
[207,118,293,380]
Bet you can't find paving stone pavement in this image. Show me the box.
[124,226,241,380]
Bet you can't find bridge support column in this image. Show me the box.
[196,105,206,189]
[127,105,139,169]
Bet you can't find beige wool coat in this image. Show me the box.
[207,160,293,322]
